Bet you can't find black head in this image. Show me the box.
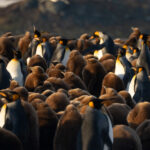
[88,98,103,109]
[0,90,20,102]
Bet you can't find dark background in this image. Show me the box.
[0,0,150,39]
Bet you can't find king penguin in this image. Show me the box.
[50,39,68,65]
[79,98,113,150]
[6,50,24,86]
[115,47,134,88]
[36,36,54,66]
[136,36,150,75]
[0,59,11,90]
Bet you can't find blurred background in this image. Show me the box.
[0,0,150,38]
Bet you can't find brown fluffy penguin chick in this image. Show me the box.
[25,66,48,92]
[9,80,20,90]
[124,27,141,47]
[47,68,64,78]
[101,59,116,73]
[82,58,106,97]
[46,91,70,113]
[99,53,115,62]
[101,72,125,95]
[54,104,82,150]
[66,50,86,79]
[68,88,90,100]
[113,125,142,150]
[63,72,87,90]
[13,86,29,101]
[46,77,70,91]
[118,90,136,109]
[84,54,98,60]
[136,120,150,150]
[36,102,58,150]
[27,55,48,72]
[0,128,23,150]
[79,33,90,40]
[41,89,55,97]
[108,103,131,125]
[99,87,126,107]
[127,102,150,129]
[28,92,46,103]
[0,36,15,61]
[34,81,55,93]
[18,31,31,56]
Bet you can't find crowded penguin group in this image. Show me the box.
[0,26,150,150]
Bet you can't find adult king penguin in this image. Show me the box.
[36,35,54,66]
[115,47,134,88]
[136,35,150,75]
[128,66,150,102]
[6,50,25,86]
[51,38,69,65]
[79,98,113,150]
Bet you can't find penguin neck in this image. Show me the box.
[115,56,125,80]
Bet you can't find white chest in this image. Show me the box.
[115,60,125,80]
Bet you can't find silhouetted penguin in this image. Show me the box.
[0,127,23,150]
[6,50,24,86]
[113,125,142,150]
[136,39,150,75]
[36,102,58,150]
[54,104,82,150]
[36,36,53,66]
[128,66,150,102]
[79,98,113,150]
[0,90,39,150]
[108,103,131,125]
[136,120,150,150]
[0,59,11,90]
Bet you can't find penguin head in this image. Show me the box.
[33,26,41,38]
[59,38,68,46]
[13,50,22,60]
[0,90,20,103]
[117,48,126,58]
[88,98,103,109]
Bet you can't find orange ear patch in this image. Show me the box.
[89,101,94,108]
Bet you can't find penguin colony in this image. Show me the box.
[0,27,150,150]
